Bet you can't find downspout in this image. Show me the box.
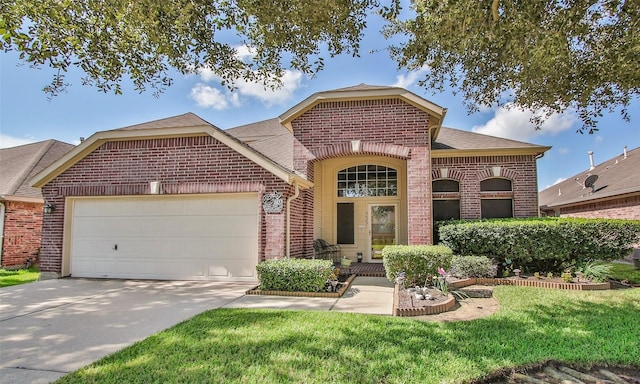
[285,182,300,258]
[0,202,5,264]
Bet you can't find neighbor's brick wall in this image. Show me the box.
[40,135,297,276]
[556,195,640,219]
[432,155,541,219]
[1,200,43,267]
[292,98,433,245]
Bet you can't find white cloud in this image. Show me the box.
[0,134,35,149]
[391,66,429,88]
[189,64,304,110]
[558,147,570,155]
[471,104,577,142]
[189,84,235,110]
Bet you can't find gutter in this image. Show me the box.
[285,182,301,258]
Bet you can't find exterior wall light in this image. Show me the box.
[43,203,55,214]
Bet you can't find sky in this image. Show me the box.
[0,12,638,192]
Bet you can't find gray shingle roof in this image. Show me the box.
[226,119,294,170]
[539,146,640,208]
[433,127,548,150]
[0,140,75,199]
[115,112,214,131]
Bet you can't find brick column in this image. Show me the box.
[264,213,286,259]
[407,146,432,244]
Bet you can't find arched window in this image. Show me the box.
[337,165,398,197]
[432,179,460,221]
[480,178,513,218]
[432,179,460,192]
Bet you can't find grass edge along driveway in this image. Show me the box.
[56,286,640,384]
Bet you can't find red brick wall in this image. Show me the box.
[557,195,640,219]
[292,98,433,245]
[1,200,43,267]
[40,135,294,276]
[432,155,541,219]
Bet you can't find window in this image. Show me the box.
[337,165,398,197]
[433,179,459,192]
[433,200,461,221]
[480,178,512,191]
[336,203,355,244]
[481,199,513,218]
[480,177,513,218]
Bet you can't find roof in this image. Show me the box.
[226,118,294,170]
[30,113,312,189]
[278,84,448,138]
[432,127,550,157]
[539,146,640,209]
[0,140,75,201]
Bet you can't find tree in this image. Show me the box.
[385,0,639,133]
[0,0,377,96]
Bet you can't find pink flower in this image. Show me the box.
[437,267,446,276]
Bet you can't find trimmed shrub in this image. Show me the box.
[439,218,640,273]
[450,255,497,278]
[256,258,333,292]
[382,245,453,287]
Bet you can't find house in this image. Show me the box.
[539,146,640,219]
[0,140,75,268]
[31,84,550,281]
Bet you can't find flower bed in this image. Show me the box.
[448,277,610,291]
[393,284,456,316]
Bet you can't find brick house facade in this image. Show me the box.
[539,146,640,220]
[1,140,74,268]
[32,85,549,281]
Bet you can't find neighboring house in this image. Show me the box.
[0,140,75,268]
[31,84,550,281]
[539,146,640,219]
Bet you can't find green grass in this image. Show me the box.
[56,286,640,384]
[0,267,40,287]
[600,262,640,284]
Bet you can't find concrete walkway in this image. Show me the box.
[0,276,393,384]
[224,276,395,315]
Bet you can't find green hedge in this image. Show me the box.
[382,245,453,287]
[439,218,640,272]
[256,258,333,292]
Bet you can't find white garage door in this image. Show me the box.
[69,194,259,281]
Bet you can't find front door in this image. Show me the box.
[369,204,397,262]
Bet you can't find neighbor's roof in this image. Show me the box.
[278,84,448,138]
[539,146,640,209]
[432,127,550,157]
[30,113,311,189]
[0,140,75,201]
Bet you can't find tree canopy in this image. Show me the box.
[0,0,377,96]
[386,0,639,133]
[1,0,638,132]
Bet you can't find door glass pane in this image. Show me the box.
[337,203,355,244]
[371,205,396,259]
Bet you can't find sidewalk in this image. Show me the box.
[223,276,394,315]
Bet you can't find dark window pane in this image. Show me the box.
[480,178,512,191]
[481,199,513,218]
[433,179,460,192]
[433,200,461,221]
[337,203,355,244]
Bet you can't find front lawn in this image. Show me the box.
[600,262,640,284]
[56,286,640,384]
[0,267,40,288]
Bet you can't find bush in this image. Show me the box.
[382,245,453,287]
[439,218,640,273]
[449,255,497,278]
[256,258,333,292]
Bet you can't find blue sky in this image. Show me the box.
[0,13,638,191]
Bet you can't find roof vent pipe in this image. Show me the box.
[588,151,595,170]
[623,146,628,160]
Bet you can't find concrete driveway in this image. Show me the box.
[0,278,254,384]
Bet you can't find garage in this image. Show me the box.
[68,194,259,281]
